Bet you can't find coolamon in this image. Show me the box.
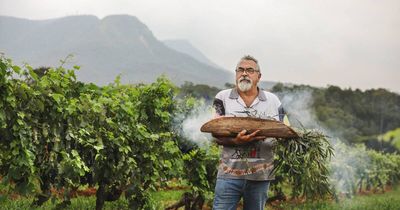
[200,117,298,138]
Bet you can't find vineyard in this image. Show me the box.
[1,55,400,210]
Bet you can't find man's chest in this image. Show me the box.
[224,99,279,120]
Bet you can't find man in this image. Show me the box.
[212,55,285,210]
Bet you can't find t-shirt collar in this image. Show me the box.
[229,87,267,101]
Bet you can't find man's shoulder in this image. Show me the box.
[261,90,281,104]
[215,89,233,99]
[261,90,279,98]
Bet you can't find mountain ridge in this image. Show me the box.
[0,15,234,87]
[163,39,221,69]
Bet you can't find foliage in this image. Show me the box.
[330,142,400,197]
[0,56,182,209]
[379,128,400,151]
[181,146,219,200]
[178,81,220,101]
[273,129,334,199]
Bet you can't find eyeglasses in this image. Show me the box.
[235,67,259,74]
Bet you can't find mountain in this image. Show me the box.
[0,15,234,87]
[163,39,221,69]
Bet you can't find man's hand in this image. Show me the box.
[234,129,266,145]
[212,129,266,146]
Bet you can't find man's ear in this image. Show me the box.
[258,73,262,79]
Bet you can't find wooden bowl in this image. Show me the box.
[200,116,298,138]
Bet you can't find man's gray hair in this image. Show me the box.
[236,55,260,71]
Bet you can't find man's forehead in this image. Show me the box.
[238,60,257,67]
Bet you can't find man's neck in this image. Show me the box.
[237,87,259,107]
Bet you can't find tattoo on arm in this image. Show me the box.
[213,98,225,116]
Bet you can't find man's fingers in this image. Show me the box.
[248,130,260,137]
[236,130,265,143]
[238,129,247,136]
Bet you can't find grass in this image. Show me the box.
[153,189,188,208]
[268,186,400,210]
[1,186,400,209]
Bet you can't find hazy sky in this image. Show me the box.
[1,0,399,92]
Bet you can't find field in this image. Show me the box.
[1,186,400,210]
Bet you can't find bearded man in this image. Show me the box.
[211,55,285,210]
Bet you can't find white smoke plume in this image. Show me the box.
[278,89,371,195]
[279,89,318,129]
[180,102,214,147]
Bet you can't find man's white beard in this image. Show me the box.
[237,77,253,92]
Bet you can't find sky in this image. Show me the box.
[1,0,399,92]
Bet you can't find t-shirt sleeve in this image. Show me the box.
[213,91,225,116]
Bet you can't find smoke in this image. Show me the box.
[279,89,318,129]
[278,89,349,144]
[179,101,214,147]
[277,89,371,195]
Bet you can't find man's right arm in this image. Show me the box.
[212,97,235,145]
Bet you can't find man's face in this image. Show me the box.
[235,60,261,92]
